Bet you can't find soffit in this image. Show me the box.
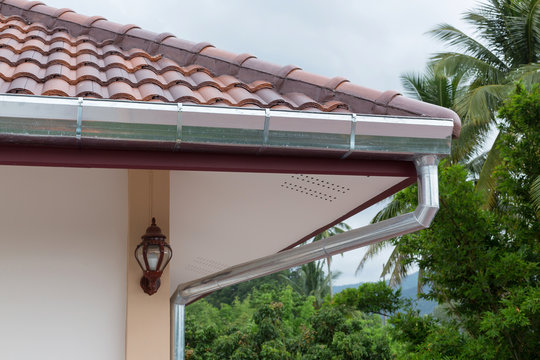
[169,170,408,288]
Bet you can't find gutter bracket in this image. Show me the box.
[258,108,271,153]
[76,97,83,140]
[174,103,183,152]
[341,113,357,159]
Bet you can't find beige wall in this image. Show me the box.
[125,170,170,360]
[0,166,128,360]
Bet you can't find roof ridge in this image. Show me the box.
[0,0,461,136]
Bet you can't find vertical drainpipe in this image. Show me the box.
[171,302,184,360]
[170,154,439,360]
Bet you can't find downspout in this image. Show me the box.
[170,154,439,360]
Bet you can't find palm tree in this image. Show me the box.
[285,222,350,303]
[430,0,540,198]
[287,261,341,307]
[357,0,540,287]
[312,222,351,298]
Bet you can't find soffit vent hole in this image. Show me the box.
[280,174,350,202]
[185,256,229,276]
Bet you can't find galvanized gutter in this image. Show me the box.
[0,94,453,160]
[170,155,439,360]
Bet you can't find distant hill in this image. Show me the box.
[333,271,437,315]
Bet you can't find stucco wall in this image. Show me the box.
[0,166,127,360]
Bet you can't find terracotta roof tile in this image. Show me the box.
[0,1,461,136]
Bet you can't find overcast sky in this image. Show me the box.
[43,0,475,285]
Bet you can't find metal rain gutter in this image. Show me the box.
[0,94,453,159]
[170,155,439,360]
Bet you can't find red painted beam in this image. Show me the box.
[0,145,416,177]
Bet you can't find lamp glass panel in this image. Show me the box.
[146,245,161,271]
[159,246,172,271]
[135,245,146,270]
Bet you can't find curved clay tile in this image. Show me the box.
[13,60,41,78]
[214,74,241,89]
[323,100,349,112]
[190,71,216,88]
[248,80,273,91]
[168,84,204,103]
[138,82,166,101]
[75,80,102,98]
[197,85,234,105]
[199,47,237,63]
[51,8,74,19]
[232,53,256,67]
[76,41,98,55]
[287,70,330,88]
[127,56,150,71]
[107,80,138,100]
[0,62,15,79]
[80,16,107,28]
[155,32,175,44]
[226,86,264,106]
[76,65,105,83]
[19,1,45,11]
[43,62,67,78]
[324,76,349,91]
[161,70,192,88]
[7,76,35,94]
[103,54,129,70]
[76,52,99,67]
[47,50,72,66]
[41,77,72,96]
[283,92,323,110]
[254,88,286,106]
[182,64,210,76]
[156,57,182,72]
[133,67,159,84]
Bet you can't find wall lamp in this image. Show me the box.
[135,218,173,295]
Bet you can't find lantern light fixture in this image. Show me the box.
[135,217,172,295]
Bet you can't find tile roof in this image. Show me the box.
[0,0,461,136]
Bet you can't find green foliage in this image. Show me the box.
[497,83,540,225]
[204,270,291,308]
[185,279,401,359]
[333,281,405,316]
[392,156,539,358]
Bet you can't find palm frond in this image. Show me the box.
[432,52,507,85]
[355,240,391,275]
[400,72,427,100]
[531,175,540,219]
[371,195,413,223]
[417,267,425,295]
[456,83,509,127]
[384,250,410,287]
[428,23,508,71]
[450,119,493,162]
[464,151,488,180]
[509,63,540,89]
[475,133,502,208]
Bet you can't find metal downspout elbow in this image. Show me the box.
[413,155,439,228]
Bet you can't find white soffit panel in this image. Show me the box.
[169,171,407,287]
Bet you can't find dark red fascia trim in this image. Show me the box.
[0,145,416,177]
